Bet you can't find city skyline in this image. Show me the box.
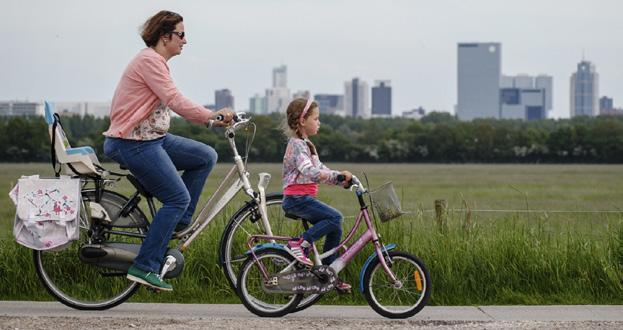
[2,0,622,119]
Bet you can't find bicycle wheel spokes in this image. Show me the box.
[222,195,301,287]
[34,190,147,310]
[237,249,301,317]
[364,252,431,318]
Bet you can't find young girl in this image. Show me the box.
[281,97,352,291]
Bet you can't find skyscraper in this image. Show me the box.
[371,80,392,117]
[215,89,234,110]
[249,93,266,114]
[535,75,553,112]
[570,60,599,117]
[273,65,287,88]
[599,96,613,112]
[266,65,291,113]
[499,74,553,120]
[314,94,343,116]
[457,42,502,120]
[344,78,369,118]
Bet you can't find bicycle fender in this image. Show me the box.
[358,243,397,292]
[244,243,287,256]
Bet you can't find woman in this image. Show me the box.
[103,10,233,291]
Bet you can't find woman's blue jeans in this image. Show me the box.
[282,195,343,265]
[104,134,217,273]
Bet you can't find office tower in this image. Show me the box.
[535,75,553,112]
[457,42,502,120]
[513,74,535,89]
[344,78,369,118]
[570,60,599,117]
[599,96,613,112]
[215,89,234,110]
[266,65,291,113]
[273,65,287,88]
[371,80,392,117]
[249,94,267,114]
[314,94,344,116]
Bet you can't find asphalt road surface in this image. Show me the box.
[1,301,622,329]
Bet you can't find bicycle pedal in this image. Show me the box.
[146,286,161,294]
[335,287,352,295]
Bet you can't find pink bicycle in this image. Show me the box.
[235,175,431,318]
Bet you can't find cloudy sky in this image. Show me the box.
[3,0,621,118]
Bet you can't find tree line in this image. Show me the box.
[1,112,622,163]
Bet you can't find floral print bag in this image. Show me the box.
[9,175,81,250]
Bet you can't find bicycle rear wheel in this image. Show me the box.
[219,193,321,311]
[236,248,302,317]
[363,251,431,319]
[33,189,149,310]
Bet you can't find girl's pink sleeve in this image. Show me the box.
[138,56,213,124]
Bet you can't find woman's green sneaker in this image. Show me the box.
[127,265,173,291]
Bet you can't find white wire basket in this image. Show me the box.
[369,182,406,223]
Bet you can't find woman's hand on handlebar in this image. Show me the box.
[210,108,236,127]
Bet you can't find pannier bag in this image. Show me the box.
[9,175,81,250]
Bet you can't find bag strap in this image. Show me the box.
[50,113,62,178]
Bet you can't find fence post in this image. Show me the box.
[435,199,447,233]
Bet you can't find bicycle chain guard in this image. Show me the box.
[262,265,337,294]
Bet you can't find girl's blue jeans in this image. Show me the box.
[282,195,343,265]
[104,134,217,273]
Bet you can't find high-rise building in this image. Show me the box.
[599,96,613,112]
[535,75,553,112]
[249,94,266,114]
[570,60,599,117]
[273,65,287,88]
[266,65,291,113]
[499,74,553,120]
[513,74,534,89]
[371,80,392,117]
[215,89,234,110]
[457,42,502,120]
[344,78,369,118]
[314,94,343,116]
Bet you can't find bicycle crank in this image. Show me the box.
[262,265,337,294]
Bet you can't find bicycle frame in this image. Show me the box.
[246,177,398,284]
[175,116,274,251]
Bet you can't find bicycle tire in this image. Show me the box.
[236,248,302,317]
[219,193,322,311]
[363,251,431,319]
[33,189,149,310]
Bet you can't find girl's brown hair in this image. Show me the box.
[141,10,183,47]
[283,98,319,154]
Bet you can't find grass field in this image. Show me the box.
[1,163,622,305]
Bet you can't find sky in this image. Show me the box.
[2,0,622,119]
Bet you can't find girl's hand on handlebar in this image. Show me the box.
[338,170,353,188]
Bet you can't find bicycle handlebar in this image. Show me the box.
[337,174,365,194]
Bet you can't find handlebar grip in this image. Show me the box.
[215,114,240,122]
[336,174,353,189]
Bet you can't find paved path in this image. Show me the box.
[1,301,622,321]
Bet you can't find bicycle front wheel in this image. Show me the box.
[237,248,302,317]
[363,251,431,319]
[33,189,149,310]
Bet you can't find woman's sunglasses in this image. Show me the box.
[171,31,185,39]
